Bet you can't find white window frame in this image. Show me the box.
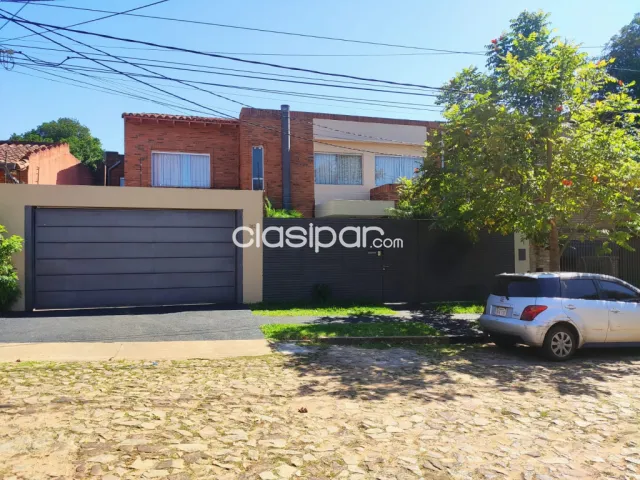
[252,146,264,191]
[151,150,211,188]
[314,152,363,185]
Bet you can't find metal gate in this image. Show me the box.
[28,208,240,310]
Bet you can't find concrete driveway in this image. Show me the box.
[0,305,270,343]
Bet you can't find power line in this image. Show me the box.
[1,0,167,41]
[13,3,484,56]
[0,15,474,94]
[0,0,28,33]
[1,9,432,156]
[5,42,441,95]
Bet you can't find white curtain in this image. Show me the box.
[375,155,422,186]
[152,152,210,188]
[314,154,362,185]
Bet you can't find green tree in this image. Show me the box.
[396,10,640,271]
[10,118,103,168]
[603,13,640,101]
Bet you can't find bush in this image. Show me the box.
[0,225,23,312]
[264,197,303,218]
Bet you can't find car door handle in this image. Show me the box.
[611,308,621,314]
[565,304,576,310]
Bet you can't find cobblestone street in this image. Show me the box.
[1,345,640,479]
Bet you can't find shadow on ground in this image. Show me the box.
[278,342,640,402]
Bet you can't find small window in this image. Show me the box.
[152,152,210,188]
[119,177,125,187]
[314,153,362,185]
[252,146,264,190]
[491,276,561,298]
[598,281,639,301]
[374,155,422,186]
[561,279,600,300]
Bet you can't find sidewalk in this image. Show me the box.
[0,339,272,362]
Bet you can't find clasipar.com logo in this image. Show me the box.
[232,224,403,253]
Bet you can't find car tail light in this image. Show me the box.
[520,305,547,321]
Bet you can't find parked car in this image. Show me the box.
[479,272,640,360]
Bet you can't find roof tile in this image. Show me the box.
[122,113,238,124]
[0,141,65,170]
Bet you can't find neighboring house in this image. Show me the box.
[122,108,440,217]
[95,150,125,186]
[0,141,94,185]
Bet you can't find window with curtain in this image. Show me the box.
[374,155,422,186]
[252,146,264,190]
[151,152,211,188]
[314,153,362,185]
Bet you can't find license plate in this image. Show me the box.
[495,307,507,317]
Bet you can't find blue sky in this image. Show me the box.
[0,0,637,152]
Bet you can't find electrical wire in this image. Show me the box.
[9,3,485,55]
[0,0,28,33]
[0,15,475,94]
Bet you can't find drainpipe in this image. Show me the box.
[281,104,292,210]
[106,159,122,186]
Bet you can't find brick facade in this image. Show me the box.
[122,109,439,218]
[123,115,240,189]
[370,183,400,202]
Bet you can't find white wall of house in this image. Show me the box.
[312,120,427,205]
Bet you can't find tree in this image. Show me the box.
[10,118,103,168]
[396,10,640,271]
[603,13,640,101]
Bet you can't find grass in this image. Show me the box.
[250,302,397,317]
[429,302,484,314]
[260,322,439,341]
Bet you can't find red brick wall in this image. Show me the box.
[27,144,93,185]
[370,183,399,202]
[123,118,240,189]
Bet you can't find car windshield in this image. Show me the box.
[491,276,560,298]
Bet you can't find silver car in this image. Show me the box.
[479,272,640,360]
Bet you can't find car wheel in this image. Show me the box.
[542,325,577,361]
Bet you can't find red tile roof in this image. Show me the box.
[0,141,65,171]
[122,113,239,125]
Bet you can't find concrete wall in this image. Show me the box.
[26,144,94,186]
[314,119,427,145]
[313,139,425,205]
[0,185,263,310]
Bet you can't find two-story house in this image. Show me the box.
[122,107,440,217]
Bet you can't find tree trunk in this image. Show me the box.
[549,221,560,271]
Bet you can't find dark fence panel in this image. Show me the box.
[263,218,515,303]
[561,238,640,287]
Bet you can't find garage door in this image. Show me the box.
[32,208,239,310]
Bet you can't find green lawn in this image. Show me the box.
[260,322,439,341]
[250,303,397,317]
[429,302,485,314]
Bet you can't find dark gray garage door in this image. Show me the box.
[31,208,239,310]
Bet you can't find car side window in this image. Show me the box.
[598,281,639,301]
[561,279,600,300]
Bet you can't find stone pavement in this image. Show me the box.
[1,345,639,479]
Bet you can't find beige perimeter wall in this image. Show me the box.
[0,185,263,311]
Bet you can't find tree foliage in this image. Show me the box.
[10,118,103,168]
[0,225,23,312]
[396,10,640,270]
[603,13,640,101]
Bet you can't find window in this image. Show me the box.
[252,146,264,190]
[119,177,125,187]
[375,155,422,186]
[561,279,600,300]
[491,276,560,298]
[314,153,362,185]
[598,281,639,301]
[151,152,210,188]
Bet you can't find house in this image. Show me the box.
[122,107,440,217]
[0,141,94,185]
[96,150,125,186]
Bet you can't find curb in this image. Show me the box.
[287,334,485,345]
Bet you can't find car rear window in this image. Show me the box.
[491,276,560,298]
